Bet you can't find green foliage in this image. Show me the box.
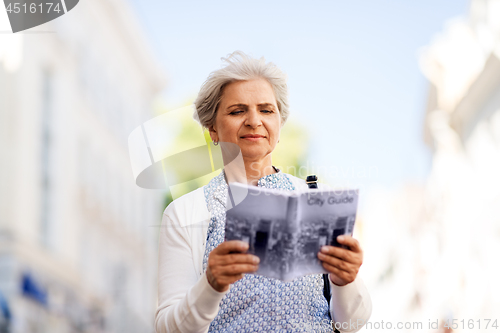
[273,121,310,177]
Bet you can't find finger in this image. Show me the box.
[320,246,355,263]
[317,252,356,273]
[215,253,260,266]
[208,254,257,273]
[213,240,249,255]
[336,235,362,253]
[215,263,259,277]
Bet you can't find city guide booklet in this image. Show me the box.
[224,182,359,282]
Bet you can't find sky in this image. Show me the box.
[127,0,470,192]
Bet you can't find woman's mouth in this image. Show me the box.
[241,135,265,141]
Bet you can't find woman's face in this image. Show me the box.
[210,78,281,162]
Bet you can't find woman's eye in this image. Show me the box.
[261,109,274,113]
[230,110,243,115]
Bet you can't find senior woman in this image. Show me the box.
[155,51,372,333]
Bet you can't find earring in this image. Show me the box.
[214,141,219,146]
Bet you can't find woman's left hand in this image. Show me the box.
[317,235,363,286]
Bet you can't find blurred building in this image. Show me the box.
[418,0,500,329]
[0,0,165,332]
[359,1,500,332]
[360,183,427,332]
[362,0,500,331]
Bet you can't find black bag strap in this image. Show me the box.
[306,176,332,309]
[306,175,340,333]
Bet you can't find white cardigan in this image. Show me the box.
[155,173,372,333]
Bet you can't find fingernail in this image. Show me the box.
[321,246,328,253]
[241,242,249,250]
[337,235,345,241]
[253,256,260,264]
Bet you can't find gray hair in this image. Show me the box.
[193,51,290,130]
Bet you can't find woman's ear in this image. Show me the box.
[208,124,218,142]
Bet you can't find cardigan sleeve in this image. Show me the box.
[155,205,228,333]
[329,276,372,332]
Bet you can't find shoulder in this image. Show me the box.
[283,173,309,191]
[163,186,209,227]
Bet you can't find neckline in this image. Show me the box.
[222,165,281,186]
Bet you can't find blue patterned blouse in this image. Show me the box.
[202,169,333,333]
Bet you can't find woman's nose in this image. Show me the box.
[244,108,262,128]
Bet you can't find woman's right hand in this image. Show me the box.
[206,240,260,292]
